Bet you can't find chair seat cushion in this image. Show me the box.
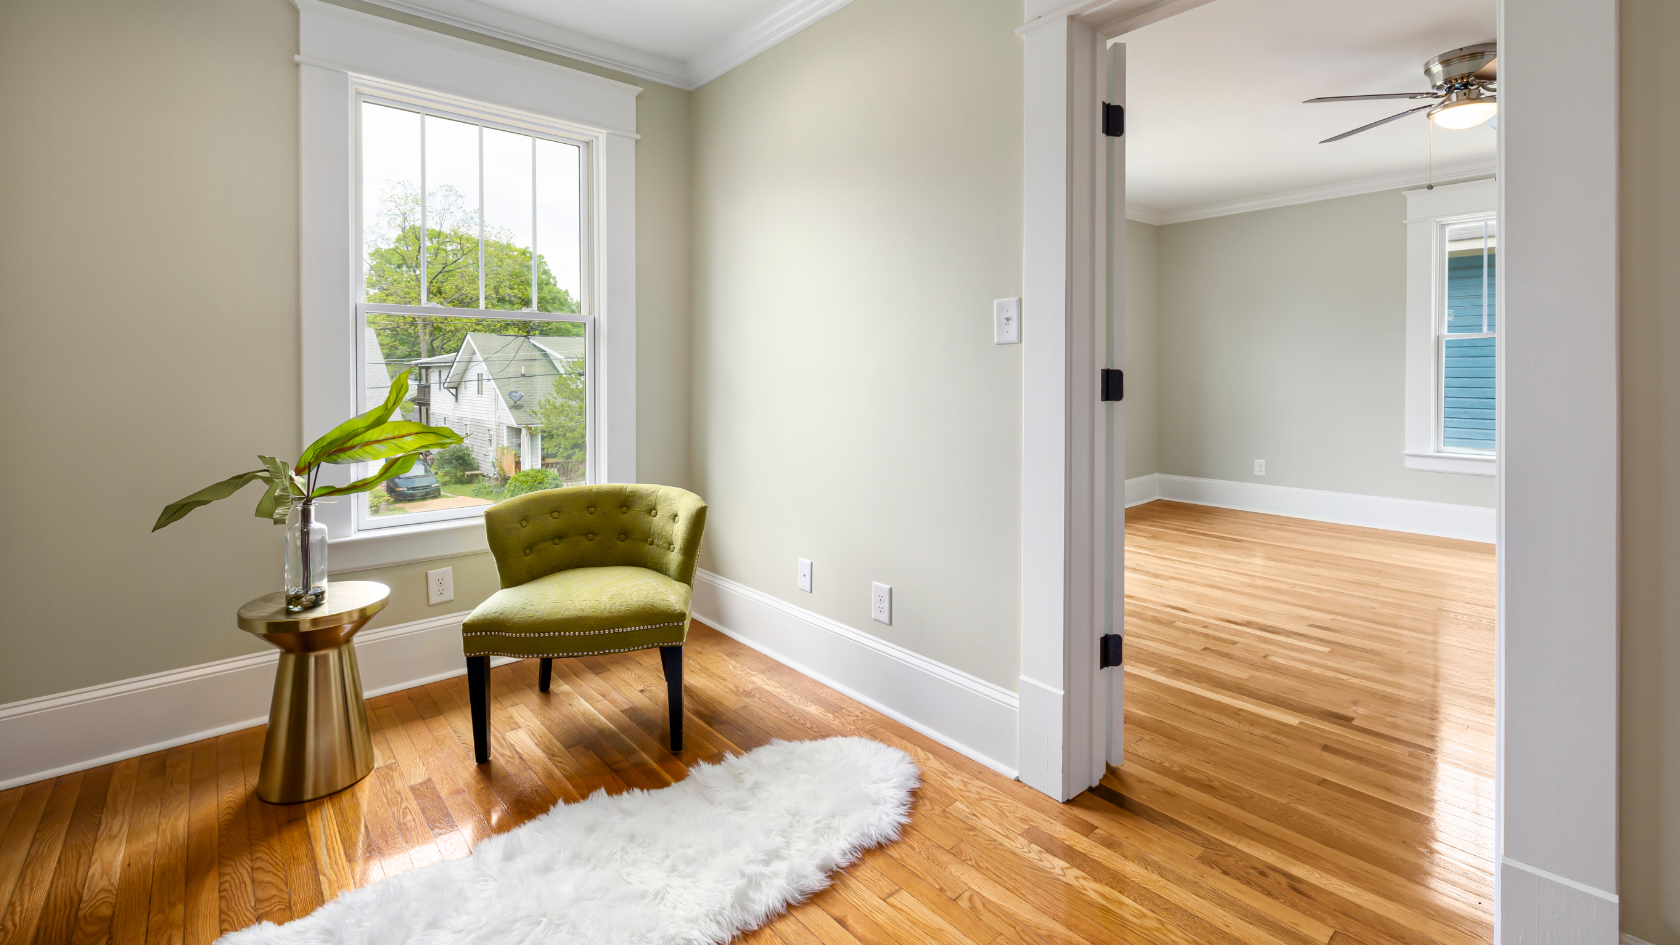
[461,565,691,659]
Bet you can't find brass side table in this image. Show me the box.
[237,581,389,804]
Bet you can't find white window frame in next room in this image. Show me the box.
[1402,178,1497,476]
[294,0,640,571]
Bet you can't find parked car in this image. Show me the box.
[385,459,442,501]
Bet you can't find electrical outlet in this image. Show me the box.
[1254,460,1266,477]
[798,558,813,593]
[871,582,892,625]
[994,298,1021,344]
[426,566,454,605]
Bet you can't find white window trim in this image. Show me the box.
[1403,178,1497,477]
[297,0,640,571]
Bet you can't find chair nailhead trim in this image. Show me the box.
[462,620,684,639]
[467,643,682,660]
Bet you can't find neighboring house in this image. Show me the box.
[428,333,586,475]
[364,325,395,415]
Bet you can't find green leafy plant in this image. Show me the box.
[152,369,464,532]
[504,468,562,498]
[432,443,479,485]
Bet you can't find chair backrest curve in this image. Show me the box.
[482,484,707,590]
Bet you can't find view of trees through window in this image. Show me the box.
[358,100,588,519]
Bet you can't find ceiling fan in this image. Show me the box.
[1306,42,1497,143]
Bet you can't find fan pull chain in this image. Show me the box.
[1427,120,1435,190]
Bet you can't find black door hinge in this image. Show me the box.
[1102,102,1124,137]
[1101,368,1124,402]
[1099,633,1124,669]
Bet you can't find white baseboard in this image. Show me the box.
[1500,857,1620,944]
[1622,935,1656,945]
[691,570,1020,779]
[1125,472,1162,507]
[1125,473,1495,543]
[0,611,518,790]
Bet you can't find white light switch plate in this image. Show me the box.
[994,298,1021,344]
[798,558,813,593]
[426,566,455,605]
[871,582,892,625]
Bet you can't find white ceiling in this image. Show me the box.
[1120,0,1497,222]
[365,0,851,89]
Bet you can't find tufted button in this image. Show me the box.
[620,506,628,513]
[672,514,678,522]
[551,511,559,519]
[586,533,595,541]
[520,518,528,527]
[618,534,627,541]
[648,508,657,516]
[523,547,532,556]
[552,538,560,545]
[587,507,596,514]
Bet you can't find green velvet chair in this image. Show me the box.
[462,483,707,764]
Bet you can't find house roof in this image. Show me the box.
[445,333,585,422]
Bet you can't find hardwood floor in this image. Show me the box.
[0,501,1495,945]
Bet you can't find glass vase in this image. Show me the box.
[285,501,328,612]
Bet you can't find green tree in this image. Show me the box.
[362,183,580,360]
[534,367,587,471]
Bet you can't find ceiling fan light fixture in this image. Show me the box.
[1429,90,1497,130]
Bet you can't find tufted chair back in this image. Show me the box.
[481,484,708,590]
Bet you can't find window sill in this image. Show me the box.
[1404,450,1496,476]
[329,514,490,573]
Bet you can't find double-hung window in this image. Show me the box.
[357,93,593,530]
[298,0,639,570]
[1403,179,1498,476]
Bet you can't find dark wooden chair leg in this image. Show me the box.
[538,657,552,692]
[467,655,491,764]
[659,645,683,753]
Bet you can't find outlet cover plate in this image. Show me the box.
[798,558,813,593]
[994,298,1021,344]
[1254,460,1266,476]
[426,566,455,606]
[871,582,892,625]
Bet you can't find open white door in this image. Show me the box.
[1016,17,1125,801]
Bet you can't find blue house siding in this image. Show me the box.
[1444,251,1496,451]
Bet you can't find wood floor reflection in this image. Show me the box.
[0,500,1493,944]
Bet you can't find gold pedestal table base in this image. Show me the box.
[237,581,390,804]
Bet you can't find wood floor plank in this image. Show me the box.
[0,503,1493,944]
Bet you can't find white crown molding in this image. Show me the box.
[691,569,1020,778]
[1132,158,1496,227]
[355,0,687,87]
[1124,204,1165,225]
[688,0,856,88]
[355,0,855,90]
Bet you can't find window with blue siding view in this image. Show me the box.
[1442,221,1496,451]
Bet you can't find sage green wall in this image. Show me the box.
[1124,218,1160,479]
[1619,0,1680,939]
[0,0,692,704]
[690,0,1024,689]
[1155,190,1495,507]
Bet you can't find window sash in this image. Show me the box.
[354,90,594,318]
[1436,214,1497,455]
[351,304,594,534]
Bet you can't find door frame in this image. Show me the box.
[1015,1,1621,940]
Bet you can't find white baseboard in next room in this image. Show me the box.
[1123,472,1495,543]
[690,570,1020,779]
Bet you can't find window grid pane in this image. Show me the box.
[1441,220,1497,452]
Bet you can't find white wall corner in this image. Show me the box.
[1124,473,1160,507]
[690,571,1020,778]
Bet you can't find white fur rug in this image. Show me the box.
[220,737,919,945]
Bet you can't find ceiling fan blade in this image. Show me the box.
[1319,103,1435,143]
[1304,93,1438,103]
